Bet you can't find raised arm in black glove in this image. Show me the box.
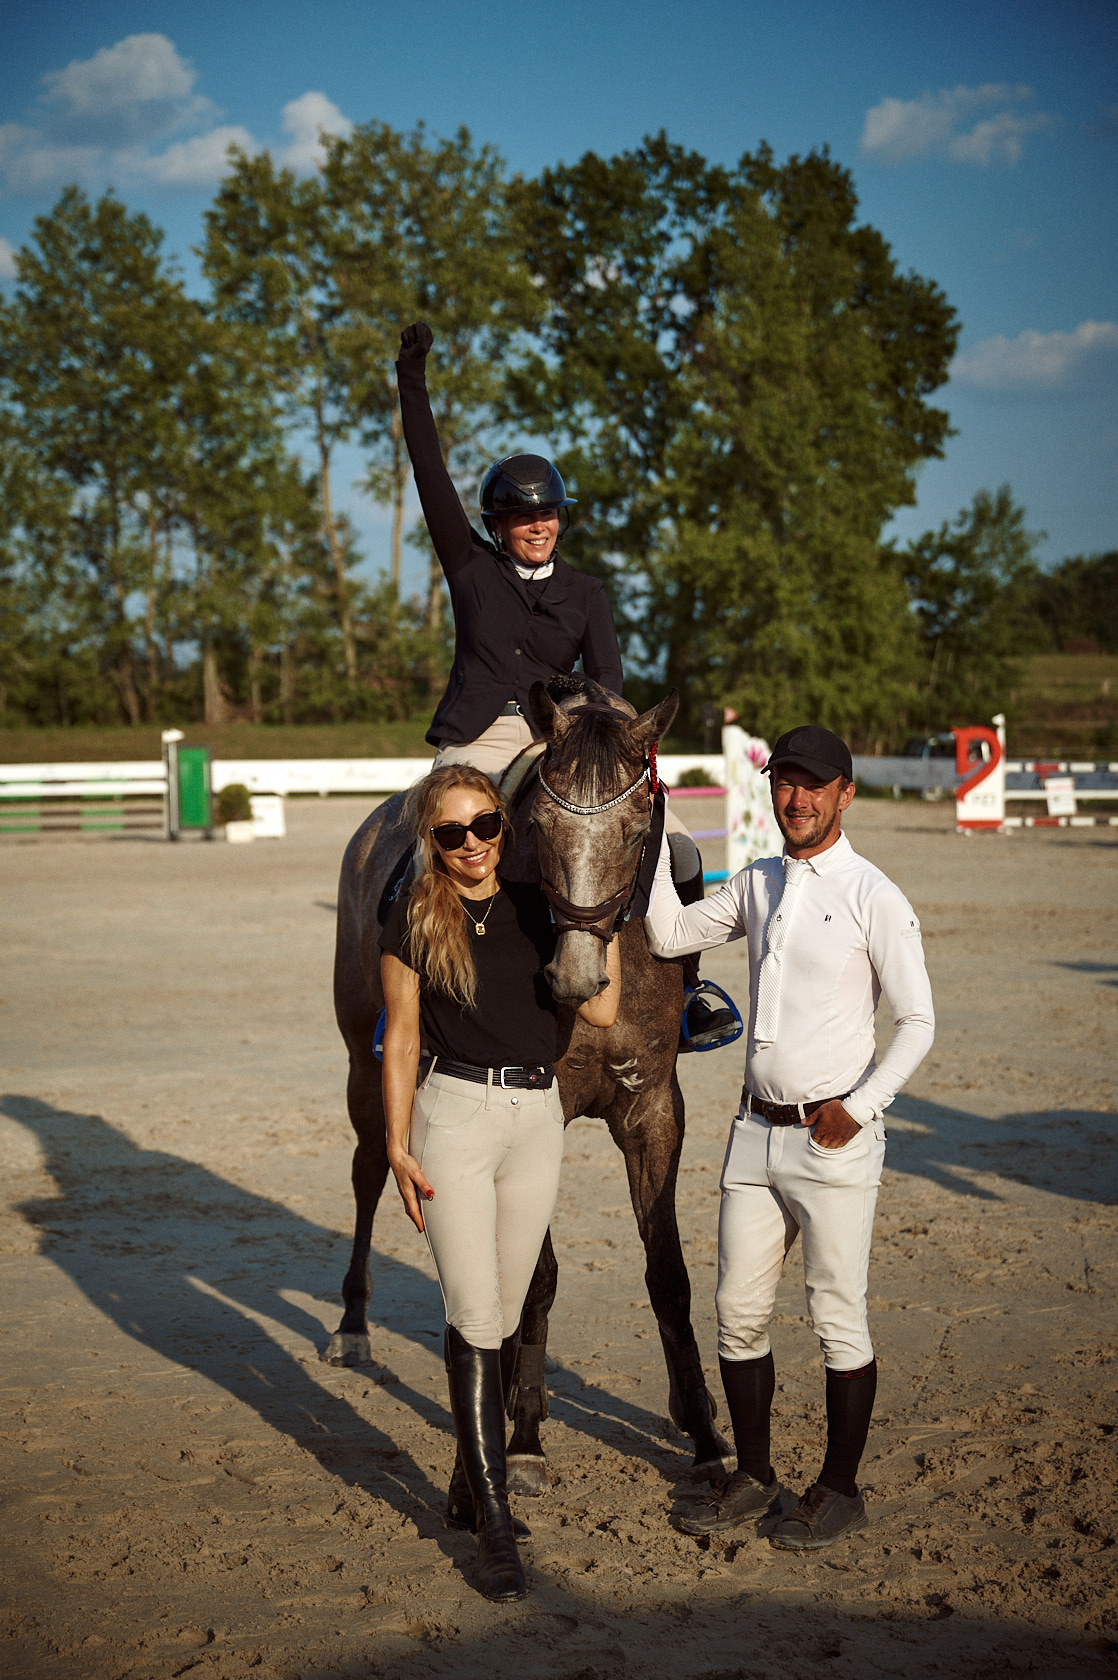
[399,321,434,360]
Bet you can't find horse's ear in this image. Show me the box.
[628,689,679,753]
[528,680,572,741]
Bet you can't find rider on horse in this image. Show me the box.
[396,322,737,1050]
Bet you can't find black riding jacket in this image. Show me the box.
[397,357,624,748]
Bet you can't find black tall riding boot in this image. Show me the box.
[445,1325,526,1601]
[446,1328,529,1537]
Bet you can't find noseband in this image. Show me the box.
[537,756,652,945]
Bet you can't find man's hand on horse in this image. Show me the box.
[388,1146,435,1233]
[399,321,433,360]
[804,1098,861,1149]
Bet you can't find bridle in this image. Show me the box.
[536,715,660,945]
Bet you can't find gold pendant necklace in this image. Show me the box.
[466,887,500,937]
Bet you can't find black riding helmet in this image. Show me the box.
[479,455,576,548]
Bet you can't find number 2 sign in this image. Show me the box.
[953,726,1005,831]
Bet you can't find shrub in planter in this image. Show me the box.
[215,783,253,825]
[677,766,716,788]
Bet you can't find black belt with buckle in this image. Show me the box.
[435,1057,554,1090]
[743,1087,849,1126]
[500,700,523,717]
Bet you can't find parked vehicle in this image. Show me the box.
[902,732,991,764]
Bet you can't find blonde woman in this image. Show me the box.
[380,763,620,1602]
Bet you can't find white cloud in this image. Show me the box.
[0,35,352,194]
[39,34,212,145]
[951,321,1118,395]
[0,236,17,281]
[861,83,1052,166]
[142,125,256,187]
[278,92,352,173]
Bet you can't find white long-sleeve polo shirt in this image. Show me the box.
[646,830,934,1124]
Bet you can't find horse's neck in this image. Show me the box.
[503,803,542,885]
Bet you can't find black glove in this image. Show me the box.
[399,321,433,360]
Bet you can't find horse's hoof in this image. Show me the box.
[507,1454,549,1497]
[321,1332,373,1367]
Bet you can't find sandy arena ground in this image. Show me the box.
[1,793,1116,1680]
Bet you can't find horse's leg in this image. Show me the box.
[608,1075,729,1477]
[506,1228,558,1496]
[322,1050,389,1365]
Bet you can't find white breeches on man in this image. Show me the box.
[717,1103,887,1371]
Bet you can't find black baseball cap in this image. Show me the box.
[763,725,853,784]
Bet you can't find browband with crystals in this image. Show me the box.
[537,766,649,817]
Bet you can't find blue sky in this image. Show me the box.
[2,0,1116,594]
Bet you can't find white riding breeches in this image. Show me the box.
[408,1068,566,1349]
[716,1103,886,1371]
[432,714,538,782]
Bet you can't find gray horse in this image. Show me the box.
[327,679,728,1491]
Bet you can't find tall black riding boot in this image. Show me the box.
[446,1328,528,1537]
[445,1325,526,1602]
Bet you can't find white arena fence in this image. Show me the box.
[2,753,1116,839]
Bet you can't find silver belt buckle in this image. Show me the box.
[499,1066,514,1088]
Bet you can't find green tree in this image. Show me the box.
[513,137,958,743]
[1031,550,1118,653]
[322,120,541,617]
[202,152,362,681]
[0,187,204,723]
[899,486,1045,726]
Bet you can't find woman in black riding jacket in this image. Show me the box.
[395,321,738,1051]
[396,321,623,777]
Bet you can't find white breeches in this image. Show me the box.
[716,1103,886,1371]
[408,1069,566,1349]
[432,714,538,782]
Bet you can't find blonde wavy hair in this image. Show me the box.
[405,765,511,1010]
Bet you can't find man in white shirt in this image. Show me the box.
[645,725,934,1551]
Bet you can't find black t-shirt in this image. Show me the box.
[379,878,558,1067]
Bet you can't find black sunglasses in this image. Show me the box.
[430,809,504,850]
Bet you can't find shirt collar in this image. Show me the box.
[781,830,853,876]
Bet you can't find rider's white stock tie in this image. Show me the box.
[752,857,810,1047]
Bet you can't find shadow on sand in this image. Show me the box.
[4,1094,1116,1677]
[2,1094,705,1507]
[884,1091,1117,1206]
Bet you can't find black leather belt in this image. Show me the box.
[500,700,523,717]
[743,1087,849,1126]
[435,1057,554,1090]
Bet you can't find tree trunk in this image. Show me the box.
[249,644,264,724]
[112,650,143,726]
[144,507,159,719]
[162,516,176,679]
[203,640,231,724]
[107,488,141,724]
[319,433,357,684]
[279,644,295,724]
[664,580,697,734]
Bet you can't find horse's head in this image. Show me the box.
[528,680,679,1006]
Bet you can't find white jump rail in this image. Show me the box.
[4,752,1116,820]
